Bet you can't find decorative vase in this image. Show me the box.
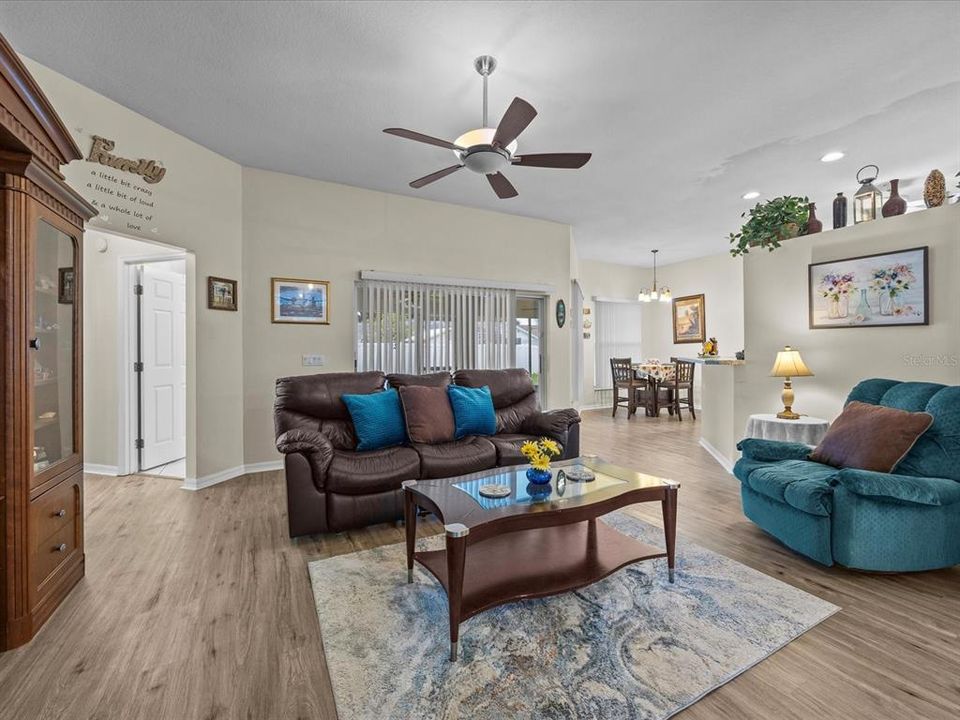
[832,192,847,229]
[526,482,552,501]
[805,203,822,234]
[882,179,907,217]
[851,288,872,322]
[879,291,893,316]
[923,169,946,208]
[828,295,849,320]
[526,467,553,485]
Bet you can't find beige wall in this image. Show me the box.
[28,59,244,481]
[575,259,648,406]
[642,253,745,406]
[241,168,575,465]
[734,204,960,439]
[82,230,181,468]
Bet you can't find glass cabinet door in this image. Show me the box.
[31,220,77,476]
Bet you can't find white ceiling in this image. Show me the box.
[1,1,957,266]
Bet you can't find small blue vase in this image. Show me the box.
[526,482,552,501]
[526,467,553,485]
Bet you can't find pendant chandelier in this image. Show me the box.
[639,249,671,302]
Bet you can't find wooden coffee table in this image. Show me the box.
[402,457,679,661]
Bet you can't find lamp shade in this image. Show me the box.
[770,346,814,377]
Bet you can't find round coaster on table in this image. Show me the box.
[565,466,596,482]
[478,483,512,498]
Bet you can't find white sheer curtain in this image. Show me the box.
[356,279,515,373]
[594,300,643,388]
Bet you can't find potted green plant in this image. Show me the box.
[728,195,811,257]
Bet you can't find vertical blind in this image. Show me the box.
[356,279,516,374]
[594,300,643,388]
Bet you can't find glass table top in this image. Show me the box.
[405,457,677,530]
[453,464,627,510]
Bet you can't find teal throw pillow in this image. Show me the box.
[447,385,497,439]
[341,389,408,451]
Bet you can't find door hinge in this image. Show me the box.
[134,284,144,295]
[134,361,144,372]
[135,438,144,450]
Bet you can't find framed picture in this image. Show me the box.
[555,298,566,328]
[207,276,238,311]
[672,294,705,344]
[271,277,329,324]
[808,246,928,328]
[58,267,75,304]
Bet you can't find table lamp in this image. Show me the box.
[770,346,814,419]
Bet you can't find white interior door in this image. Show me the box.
[140,264,186,470]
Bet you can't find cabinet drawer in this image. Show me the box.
[30,476,79,547]
[32,520,77,591]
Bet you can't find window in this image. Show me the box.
[356,279,516,374]
[594,300,643,388]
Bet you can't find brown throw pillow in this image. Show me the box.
[810,401,933,473]
[398,385,456,444]
[387,371,451,389]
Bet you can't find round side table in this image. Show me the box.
[744,413,829,446]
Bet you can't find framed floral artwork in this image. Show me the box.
[672,294,705,344]
[808,246,928,328]
[271,277,329,324]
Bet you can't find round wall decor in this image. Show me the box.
[556,299,566,328]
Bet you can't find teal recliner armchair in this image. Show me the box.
[734,379,960,571]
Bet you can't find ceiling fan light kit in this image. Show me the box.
[383,55,591,199]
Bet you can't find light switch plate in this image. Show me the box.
[302,354,325,367]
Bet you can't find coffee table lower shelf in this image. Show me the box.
[414,520,666,656]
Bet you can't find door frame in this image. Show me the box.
[116,251,190,476]
[515,293,547,409]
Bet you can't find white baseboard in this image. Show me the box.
[699,438,735,475]
[84,463,119,476]
[182,459,284,491]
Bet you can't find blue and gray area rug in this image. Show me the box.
[307,512,838,719]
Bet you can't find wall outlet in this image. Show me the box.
[302,354,325,367]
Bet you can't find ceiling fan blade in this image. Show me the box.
[492,97,537,148]
[486,172,518,199]
[513,153,592,169]
[384,128,464,151]
[409,164,463,189]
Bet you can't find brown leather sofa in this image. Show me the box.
[274,368,581,537]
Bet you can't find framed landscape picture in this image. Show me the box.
[672,294,705,344]
[808,246,928,329]
[271,277,329,324]
[207,276,238,311]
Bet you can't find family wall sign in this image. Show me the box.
[86,135,166,184]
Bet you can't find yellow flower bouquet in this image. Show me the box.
[519,437,562,484]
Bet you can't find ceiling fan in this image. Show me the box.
[383,55,591,199]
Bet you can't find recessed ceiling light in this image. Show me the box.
[820,151,845,163]
[742,191,760,200]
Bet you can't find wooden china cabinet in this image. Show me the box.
[0,33,96,650]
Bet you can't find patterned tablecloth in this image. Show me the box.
[632,362,676,382]
[744,414,830,446]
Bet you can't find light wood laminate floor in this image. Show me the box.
[0,411,957,720]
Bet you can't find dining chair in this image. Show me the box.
[610,357,649,418]
[669,358,697,420]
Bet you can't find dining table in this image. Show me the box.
[632,361,676,416]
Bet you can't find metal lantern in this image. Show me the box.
[853,164,883,223]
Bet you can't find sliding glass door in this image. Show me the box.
[515,295,545,405]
